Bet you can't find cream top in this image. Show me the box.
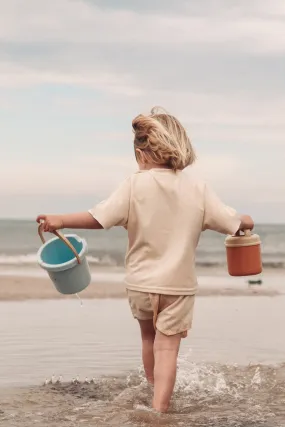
[89,169,241,295]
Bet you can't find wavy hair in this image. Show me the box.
[132,107,196,171]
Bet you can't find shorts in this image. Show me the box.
[127,289,195,338]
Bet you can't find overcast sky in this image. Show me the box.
[1,0,284,222]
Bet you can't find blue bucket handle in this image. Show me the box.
[38,224,81,264]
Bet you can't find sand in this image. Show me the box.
[0,276,127,301]
[0,275,281,301]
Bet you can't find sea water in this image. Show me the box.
[0,297,284,426]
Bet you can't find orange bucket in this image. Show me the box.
[225,230,262,277]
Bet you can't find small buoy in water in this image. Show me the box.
[248,279,263,286]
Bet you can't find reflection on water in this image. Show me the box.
[0,297,284,426]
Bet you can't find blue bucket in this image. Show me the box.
[37,226,91,295]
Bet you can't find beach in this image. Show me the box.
[1,296,285,426]
[0,267,283,301]
[2,0,285,422]
[0,274,126,300]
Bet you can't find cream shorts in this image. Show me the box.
[127,289,195,337]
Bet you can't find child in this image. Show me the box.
[36,107,254,413]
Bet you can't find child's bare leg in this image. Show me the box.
[138,319,156,384]
[153,330,181,413]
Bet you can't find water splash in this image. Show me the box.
[251,366,262,387]
[12,362,284,427]
[75,293,83,307]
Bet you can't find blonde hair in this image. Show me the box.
[132,106,196,171]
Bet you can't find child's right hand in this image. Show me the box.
[36,214,64,232]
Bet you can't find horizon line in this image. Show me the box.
[0,218,284,226]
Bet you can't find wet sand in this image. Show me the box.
[0,276,127,300]
[1,364,285,427]
[0,297,285,426]
[0,274,281,300]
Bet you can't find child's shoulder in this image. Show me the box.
[129,169,207,193]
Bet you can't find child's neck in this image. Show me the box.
[140,163,171,171]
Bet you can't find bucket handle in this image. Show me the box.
[38,224,81,264]
[235,229,252,237]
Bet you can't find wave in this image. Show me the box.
[0,254,119,267]
[0,253,284,269]
[197,261,285,269]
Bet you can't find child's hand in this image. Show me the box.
[238,214,254,232]
[36,214,64,232]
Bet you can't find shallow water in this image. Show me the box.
[0,296,285,426]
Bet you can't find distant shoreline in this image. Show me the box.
[0,275,281,301]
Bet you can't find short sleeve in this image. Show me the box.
[88,178,131,229]
[202,184,241,235]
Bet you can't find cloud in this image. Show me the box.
[0,0,284,221]
[0,152,235,196]
[3,152,284,200]
[0,156,137,196]
[1,0,285,100]
[0,62,143,98]
[48,89,285,146]
[88,0,285,18]
[1,0,284,130]
[0,0,285,52]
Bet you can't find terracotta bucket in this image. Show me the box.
[225,230,262,277]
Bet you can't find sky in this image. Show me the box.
[0,0,284,222]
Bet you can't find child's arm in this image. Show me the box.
[37,177,131,233]
[202,184,255,236]
[36,212,103,232]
